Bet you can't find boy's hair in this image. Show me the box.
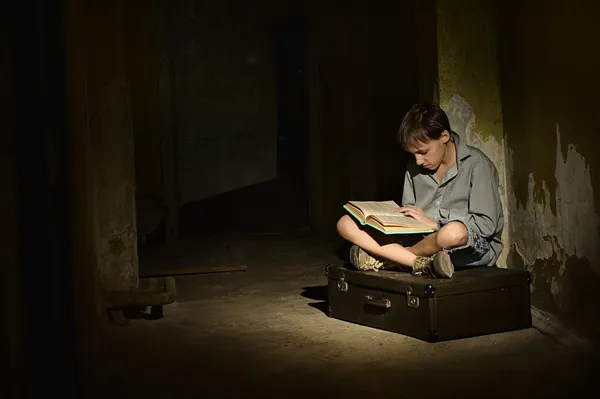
[397,103,451,148]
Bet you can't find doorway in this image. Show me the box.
[177,15,311,237]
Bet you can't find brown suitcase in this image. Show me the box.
[326,264,532,342]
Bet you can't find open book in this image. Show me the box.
[343,200,434,235]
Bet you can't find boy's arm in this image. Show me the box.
[463,158,503,239]
[401,165,443,231]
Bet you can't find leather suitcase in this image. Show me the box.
[326,264,532,342]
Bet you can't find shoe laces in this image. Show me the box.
[412,256,434,277]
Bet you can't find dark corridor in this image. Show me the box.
[179,16,310,237]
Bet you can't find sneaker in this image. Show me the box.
[349,245,391,271]
[433,251,454,278]
[412,255,434,277]
[412,253,454,279]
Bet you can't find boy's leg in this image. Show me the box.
[408,221,468,257]
[336,215,431,272]
[337,215,417,266]
[405,221,469,278]
[408,221,499,278]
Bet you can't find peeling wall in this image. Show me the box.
[437,0,503,142]
[436,0,509,266]
[87,0,139,290]
[499,0,600,343]
[439,0,600,343]
[506,125,600,272]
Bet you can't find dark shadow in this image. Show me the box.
[301,285,328,301]
[177,17,310,238]
[308,301,329,316]
[122,306,164,321]
[302,286,329,316]
[335,239,352,262]
[108,305,165,326]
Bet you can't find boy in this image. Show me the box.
[336,103,504,278]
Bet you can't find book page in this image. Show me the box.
[370,214,430,228]
[347,200,400,217]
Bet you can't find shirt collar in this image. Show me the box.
[451,131,471,163]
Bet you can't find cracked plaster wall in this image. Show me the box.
[438,0,600,343]
[436,0,509,267]
[442,94,508,267]
[497,0,600,342]
[506,125,600,275]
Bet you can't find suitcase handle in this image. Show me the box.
[364,295,391,309]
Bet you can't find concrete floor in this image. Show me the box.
[95,234,596,398]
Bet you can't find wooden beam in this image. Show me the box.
[140,265,248,278]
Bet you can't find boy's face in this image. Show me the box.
[405,130,451,171]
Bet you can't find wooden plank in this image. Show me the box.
[140,264,248,278]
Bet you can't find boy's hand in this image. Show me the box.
[397,206,438,231]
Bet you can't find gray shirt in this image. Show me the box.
[401,132,504,265]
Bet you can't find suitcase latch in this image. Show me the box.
[336,272,348,292]
[405,287,419,308]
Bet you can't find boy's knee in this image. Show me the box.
[436,221,468,249]
[336,215,356,238]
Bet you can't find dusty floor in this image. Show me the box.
[94,234,596,398]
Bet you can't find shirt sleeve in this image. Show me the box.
[401,168,416,206]
[464,158,503,239]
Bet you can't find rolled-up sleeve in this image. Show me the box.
[401,169,416,206]
[464,159,503,239]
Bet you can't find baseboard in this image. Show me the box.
[531,306,595,353]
